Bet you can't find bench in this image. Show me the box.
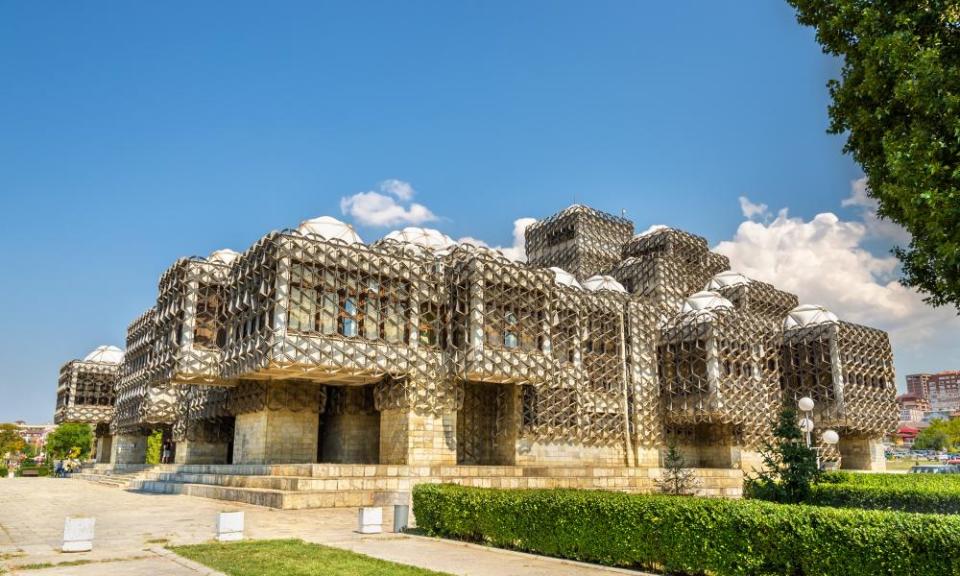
[20,469,39,477]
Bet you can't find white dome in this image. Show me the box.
[785,304,839,329]
[549,267,582,290]
[83,345,124,364]
[582,275,627,293]
[297,216,364,244]
[208,249,240,265]
[682,291,734,313]
[382,227,455,251]
[706,270,751,291]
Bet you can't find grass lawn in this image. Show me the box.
[171,539,452,576]
[884,458,940,471]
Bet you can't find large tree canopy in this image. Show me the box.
[788,0,960,309]
[46,423,92,460]
[0,423,25,457]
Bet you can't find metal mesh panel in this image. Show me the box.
[113,308,178,434]
[525,204,634,280]
[714,280,799,322]
[659,307,781,448]
[781,321,897,439]
[173,385,234,443]
[55,360,117,425]
[155,256,235,385]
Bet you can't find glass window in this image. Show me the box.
[504,311,519,349]
[342,296,358,337]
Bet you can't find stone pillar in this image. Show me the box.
[380,409,457,465]
[95,435,113,464]
[839,436,887,471]
[175,440,231,465]
[111,434,147,466]
[228,381,324,465]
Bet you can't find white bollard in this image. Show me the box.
[357,507,383,534]
[217,511,244,542]
[63,517,95,552]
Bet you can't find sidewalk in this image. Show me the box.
[0,478,649,575]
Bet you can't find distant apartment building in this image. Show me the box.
[896,394,931,423]
[14,421,56,451]
[906,371,960,413]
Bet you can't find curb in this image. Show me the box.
[397,532,657,575]
[149,546,229,576]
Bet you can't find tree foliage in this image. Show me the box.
[46,423,92,460]
[145,429,163,465]
[788,0,960,309]
[913,418,960,450]
[655,439,700,495]
[746,407,820,503]
[0,423,25,457]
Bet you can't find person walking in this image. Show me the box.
[161,441,172,464]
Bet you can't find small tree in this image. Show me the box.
[656,439,700,495]
[145,430,163,465]
[746,407,819,503]
[46,423,93,460]
[0,423,25,458]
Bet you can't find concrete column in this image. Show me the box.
[95,435,113,464]
[111,434,147,465]
[839,436,887,471]
[175,440,231,465]
[320,412,380,464]
[379,409,457,465]
[232,409,319,464]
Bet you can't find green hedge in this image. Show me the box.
[413,484,960,576]
[0,466,7,477]
[802,471,960,514]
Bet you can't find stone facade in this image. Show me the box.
[58,204,898,479]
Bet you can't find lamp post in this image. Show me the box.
[797,397,839,470]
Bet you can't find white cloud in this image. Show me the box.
[637,223,669,237]
[738,196,769,220]
[716,188,960,367]
[458,217,537,262]
[340,180,437,227]
[841,177,912,245]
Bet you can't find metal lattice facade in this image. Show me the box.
[60,203,898,470]
[55,358,118,425]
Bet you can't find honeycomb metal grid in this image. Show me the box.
[658,307,782,449]
[54,360,117,425]
[112,308,178,434]
[715,280,799,322]
[155,257,235,386]
[525,204,634,281]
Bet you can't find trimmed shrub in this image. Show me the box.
[803,471,960,514]
[413,483,960,576]
[0,466,7,477]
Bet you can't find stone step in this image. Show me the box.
[131,480,408,510]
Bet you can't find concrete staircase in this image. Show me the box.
[74,464,177,488]
[128,463,743,510]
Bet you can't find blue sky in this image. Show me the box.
[1,1,956,423]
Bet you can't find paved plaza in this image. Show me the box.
[0,479,643,575]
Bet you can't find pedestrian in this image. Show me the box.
[161,441,171,464]
[54,459,63,478]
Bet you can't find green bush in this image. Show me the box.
[801,471,960,514]
[0,466,7,477]
[413,484,960,576]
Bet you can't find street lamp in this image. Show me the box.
[797,397,840,469]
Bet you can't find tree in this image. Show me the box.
[746,407,820,503]
[46,423,92,460]
[656,439,700,495]
[913,418,960,451]
[787,1,960,309]
[145,430,163,465]
[0,423,25,457]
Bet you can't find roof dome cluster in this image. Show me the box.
[297,216,364,244]
[83,345,124,364]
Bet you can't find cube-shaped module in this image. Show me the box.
[55,345,122,425]
[525,204,634,281]
[706,271,799,322]
[155,250,240,386]
[112,308,178,434]
[658,291,781,449]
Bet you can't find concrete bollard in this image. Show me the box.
[217,511,244,542]
[393,504,409,533]
[63,517,95,552]
[357,507,382,534]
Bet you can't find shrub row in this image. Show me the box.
[0,466,7,477]
[413,483,960,576]
[801,471,960,514]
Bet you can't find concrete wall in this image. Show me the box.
[95,435,113,464]
[175,440,231,465]
[233,410,319,464]
[112,434,147,465]
[320,412,380,464]
[839,436,887,471]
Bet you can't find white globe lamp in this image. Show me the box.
[822,430,840,445]
[798,397,815,412]
[799,418,815,434]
